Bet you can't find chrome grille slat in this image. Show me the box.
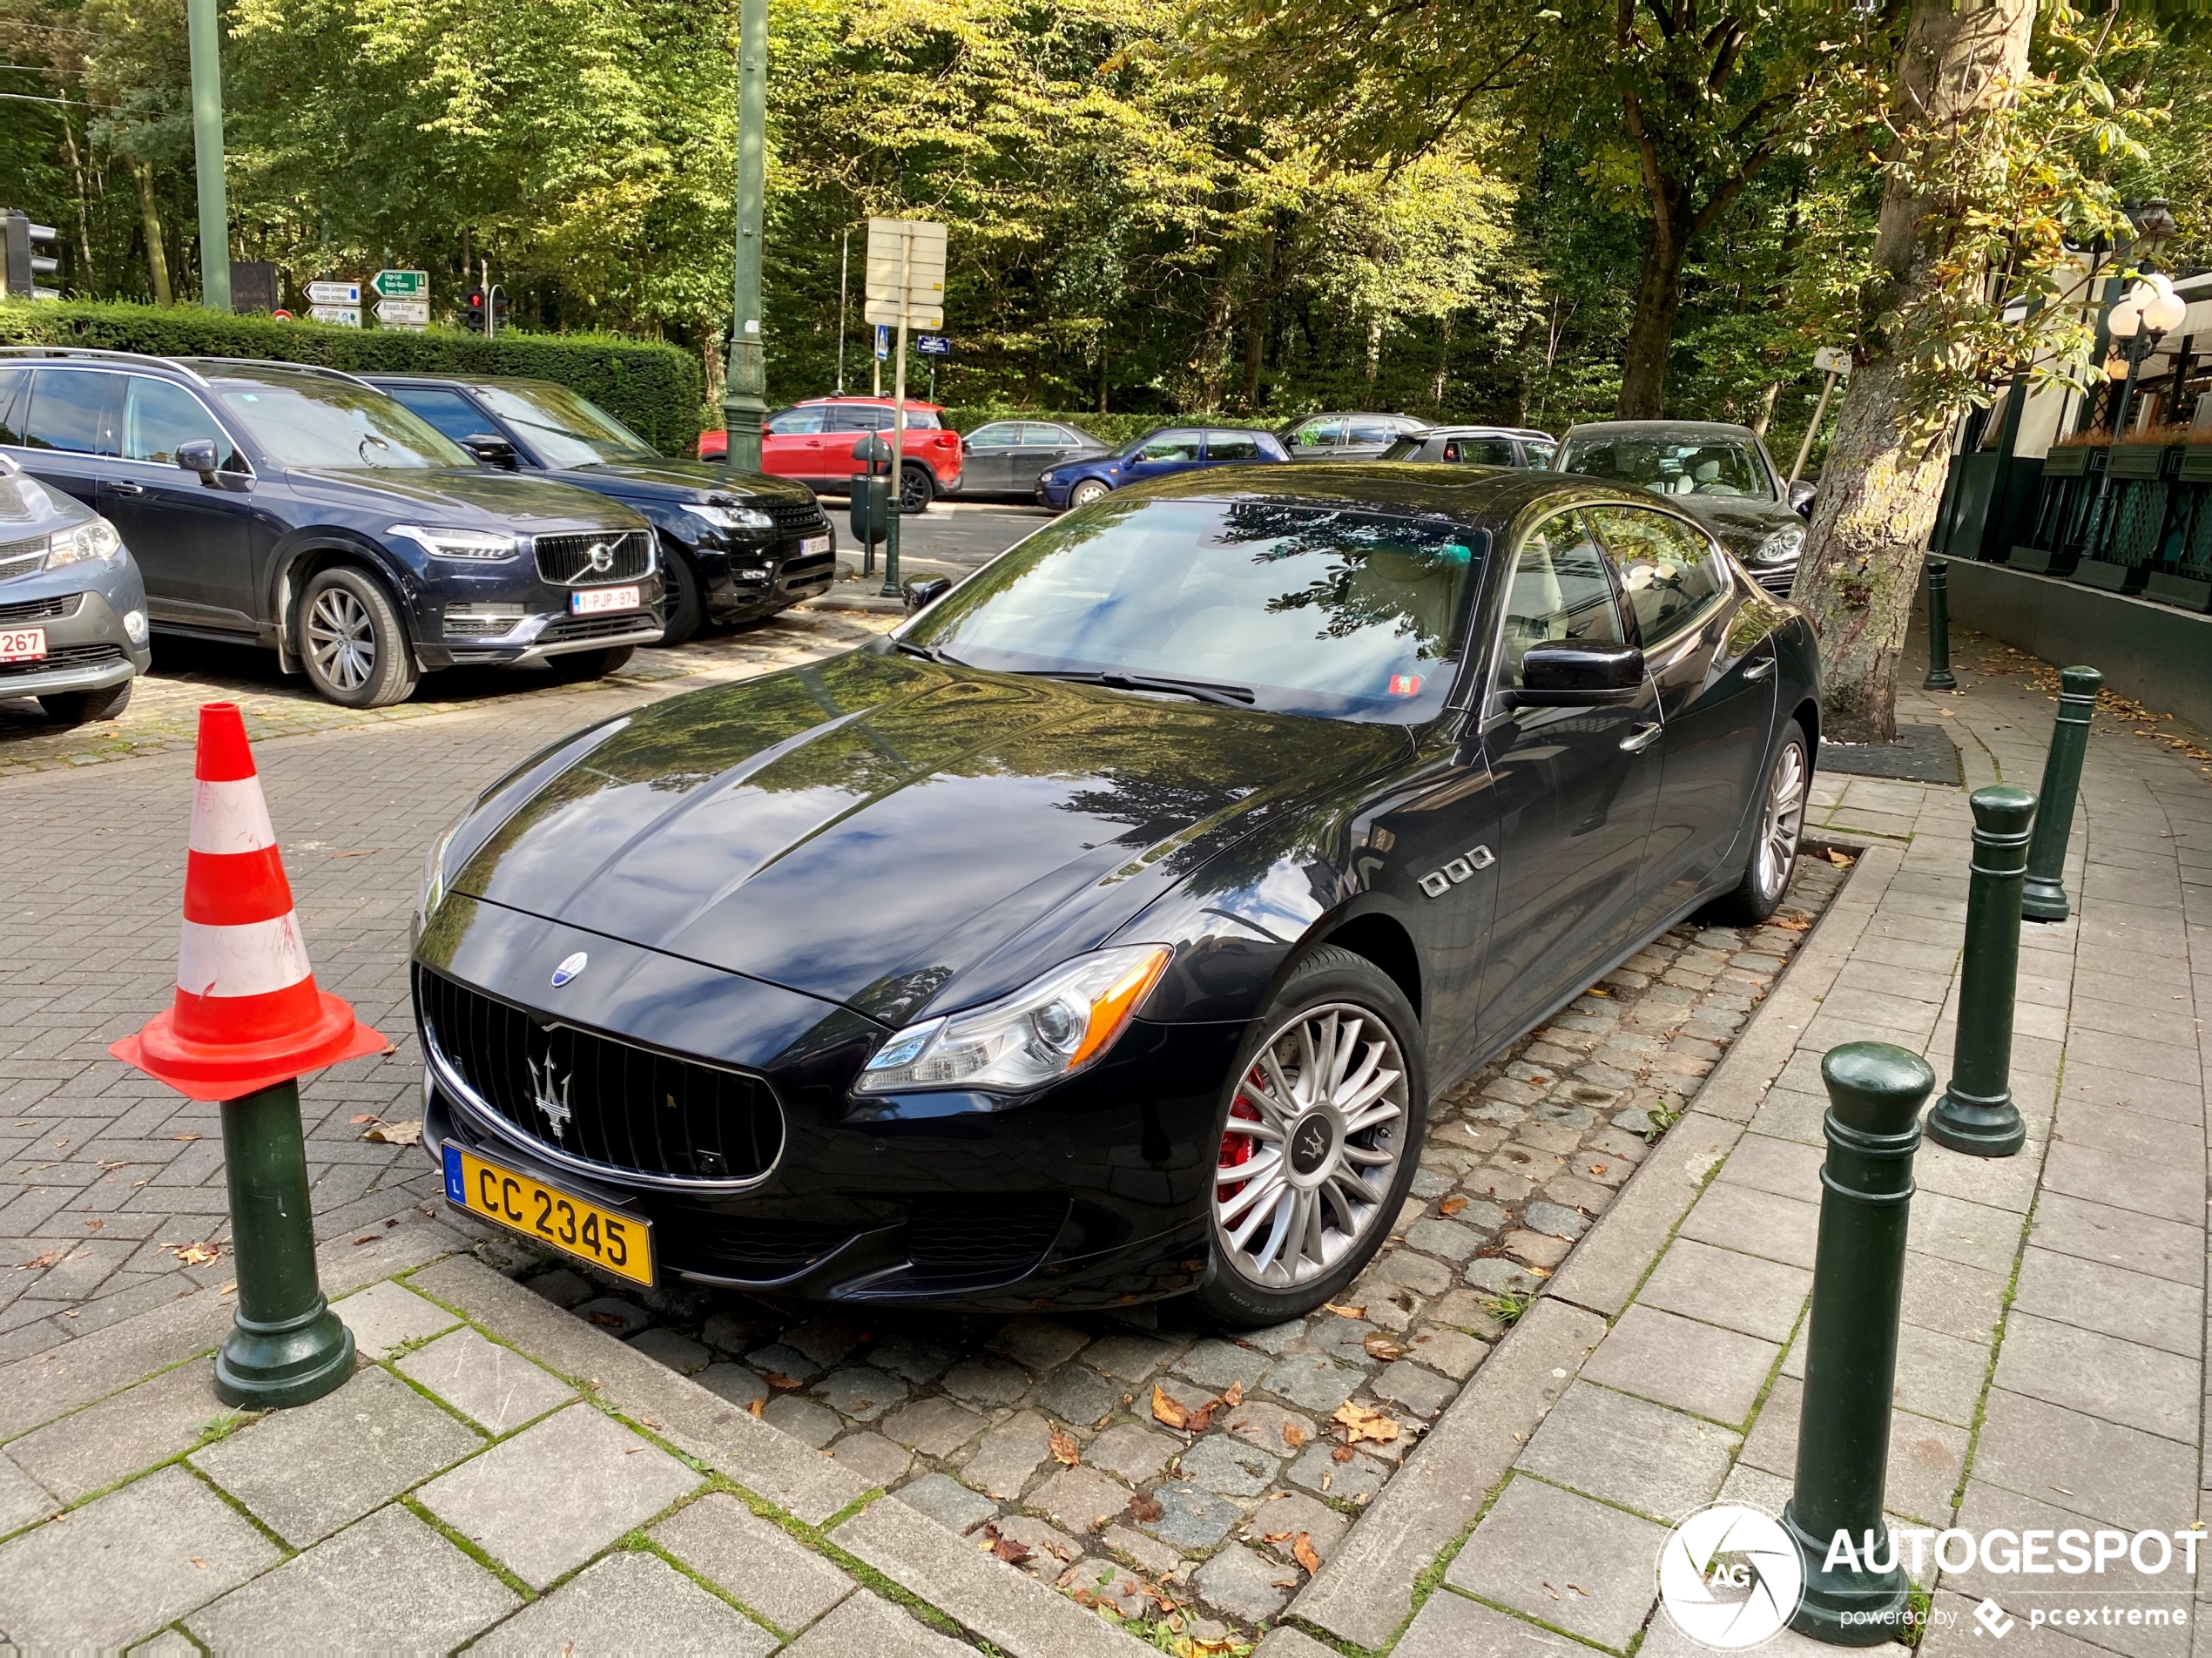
[0,592,79,624]
[534,529,654,587]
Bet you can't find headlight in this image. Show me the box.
[414,824,458,939]
[1754,522,1806,564]
[389,524,518,561]
[854,945,1172,1096]
[685,503,774,532]
[44,517,122,570]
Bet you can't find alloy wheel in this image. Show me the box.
[1214,1003,1409,1288]
[1069,481,1109,509]
[306,587,376,693]
[1756,740,1807,902]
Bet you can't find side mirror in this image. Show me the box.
[902,576,952,616]
[1512,642,1646,707]
[463,434,519,469]
[1788,480,1817,517]
[175,439,219,480]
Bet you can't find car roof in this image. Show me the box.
[1559,420,1764,444]
[1418,425,1554,441]
[792,394,945,412]
[1109,462,1672,526]
[361,372,566,393]
[1283,410,1426,423]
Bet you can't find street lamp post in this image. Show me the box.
[722,0,769,474]
[185,0,231,312]
[2079,273,2187,559]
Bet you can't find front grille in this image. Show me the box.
[534,529,654,587]
[0,537,45,583]
[418,968,785,1183]
[776,553,835,598]
[907,1193,1069,1277]
[0,642,121,679]
[0,592,78,624]
[769,501,830,543]
[1752,563,1797,599]
[541,612,656,644]
[660,1214,858,1281]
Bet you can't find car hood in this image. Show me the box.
[549,459,819,506]
[447,650,1409,1025]
[1670,495,1797,555]
[283,466,646,531]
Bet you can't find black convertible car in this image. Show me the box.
[411,466,1818,1324]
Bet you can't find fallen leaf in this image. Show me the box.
[173,1242,220,1266]
[84,1219,103,1233]
[172,1134,202,1142]
[1332,1401,1400,1445]
[746,1399,765,1418]
[1262,1529,1294,1543]
[991,1534,1033,1565]
[1438,1195,1468,1217]
[588,1311,630,1330]
[1049,1428,1081,1466]
[760,1371,803,1390]
[1183,1401,1219,1434]
[1073,1587,1098,1608]
[1222,1380,1244,1407]
[1320,1469,1333,1492]
[21,1253,57,1270]
[1282,1422,1307,1450]
[360,1118,422,1147]
[1150,1384,1191,1431]
[1292,1532,1323,1574]
[1272,1575,1300,1588]
[1129,1493,1163,1524]
[1322,1303,1365,1318]
[191,1558,209,1570]
[353,1235,381,1245]
[1824,849,1854,866]
[1331,1445,1355,1464]
[219,1281,237,1297]
[1363,1333,1403,1362]
[348,1114,377,1124]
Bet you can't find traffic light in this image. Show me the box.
[462,287,488,334]
[491,290,511,330]
[2,211,59,300]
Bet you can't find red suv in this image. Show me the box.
[698,397,963,513]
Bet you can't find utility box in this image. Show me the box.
[849,435,893,548]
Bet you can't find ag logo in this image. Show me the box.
[1656,1503,1804,1649]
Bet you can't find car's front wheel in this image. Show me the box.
[1069,479,1110,509]
[656,545,705,646]
[1197,945,1427,1327]
[297,567,419,708]
[1701,717,1811,926]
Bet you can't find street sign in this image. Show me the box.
[306,280,360,306]
[1812,346,1851,376]
[308,304,361,328]
[874,324,890,361]
[270,308,294,321]
[374,298,430,327]
[372,268,428,300]
[915,335,950,358]
[862,219,947,331]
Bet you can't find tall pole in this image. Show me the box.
[185,0,231,312]
[835,229,850,395]
[1789,369,1837,486]
[723,0,769,474]
[880,234,910,599]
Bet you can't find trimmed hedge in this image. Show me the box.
[941,407,1277,445]
[0,300,705,454]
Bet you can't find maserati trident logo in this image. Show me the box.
[527,1053,574,1144]
[584,542,616,575]
[550,950,588,987]
[1291,1115,1331,1176]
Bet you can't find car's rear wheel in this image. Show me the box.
[1701,718,1810,927]
[1198,945,1426,1327]
[544,645,635,683]
[298,568,418,708]
[38,680,132,726]
[657,547,705,646]
[899,466,934,514]
[1069,479,1109,509]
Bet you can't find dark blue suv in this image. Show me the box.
[0,349,662,707]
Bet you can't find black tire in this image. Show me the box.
[1700,718,1811,927]
[657,547,705,647]
[296,567,419,709]
[1197,944,1428,1328]
[37,679,132,726]
[544,644,635,684]
[898,466,934,515]
[1068,479,1110,509]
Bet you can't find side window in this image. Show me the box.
[1346,416,1397,446]
[1521,440,1556,468]
[121,376,238,467]
[1501,511,1625,689]
[24,368,121,455]
[0,367,26,444]
[388,387,493,447]
[1287,418,1342,451]
[1138,431,1203,462]
[765,408,826,435]
[966,423,1018,448]
[1447,436,1517,467]
[1206,432,1261,462]
[902,409,941,429]
[829,406,893,433]
[1019,423,1069,447]
[1590,507,1729,644]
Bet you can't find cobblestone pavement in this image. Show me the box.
[0,610,887,1358]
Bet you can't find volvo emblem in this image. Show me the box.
[585,542,615,575]
[526,1053,574,1143]
[550,951,588,987]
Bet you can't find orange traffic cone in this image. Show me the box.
[111,703,385,1100]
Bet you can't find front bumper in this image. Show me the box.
[0,586,150,698]
[693,529,838,620]
[415,565,666,669]
[411,899,1233,1307]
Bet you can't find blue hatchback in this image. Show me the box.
[1034,425,1288,510]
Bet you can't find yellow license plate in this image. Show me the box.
[442,1144,653,1286]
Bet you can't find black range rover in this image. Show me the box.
[368,374,836,644]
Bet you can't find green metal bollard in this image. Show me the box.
[1784,1041,1937,1646]
[1922,557,1957,691]
[212,1080,354,1408]
[2021,665,2101,924]
[1925,785,2036,1158]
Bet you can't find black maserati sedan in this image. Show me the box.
[410,466,1819,1324]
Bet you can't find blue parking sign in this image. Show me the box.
[874,325,890,361]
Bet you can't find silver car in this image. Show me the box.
[0,451,150,725]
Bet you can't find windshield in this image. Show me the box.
[1557,434,1769,499]
[218,381,471,469]
[900,496,1485,720]
[475,383,659,466]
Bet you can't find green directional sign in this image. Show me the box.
[371,268,427,299]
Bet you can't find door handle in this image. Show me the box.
[110,481,145,496]
[1743,657,1775,681]
[1620,721,1663,753]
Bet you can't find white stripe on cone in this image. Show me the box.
[188,778,278,856]
[177,913,313,998]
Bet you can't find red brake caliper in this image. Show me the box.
[1218,1071,1264,1204]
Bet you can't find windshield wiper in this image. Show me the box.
[890,638,976,667]
[1015,667,1256,709]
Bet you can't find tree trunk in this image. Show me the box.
[1239,226,1275,410]
[1615,216,1690,418]
[1750,378,1781,439]
[1364,316,1384,384]
[1432,312,1456,411]
[133,161,172,307]
[1097,338,1109,414]
[1791,0,2034,744]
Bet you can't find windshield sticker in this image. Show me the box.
[1388,674,1423,698]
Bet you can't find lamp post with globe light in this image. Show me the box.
[2080,273,2188,558]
